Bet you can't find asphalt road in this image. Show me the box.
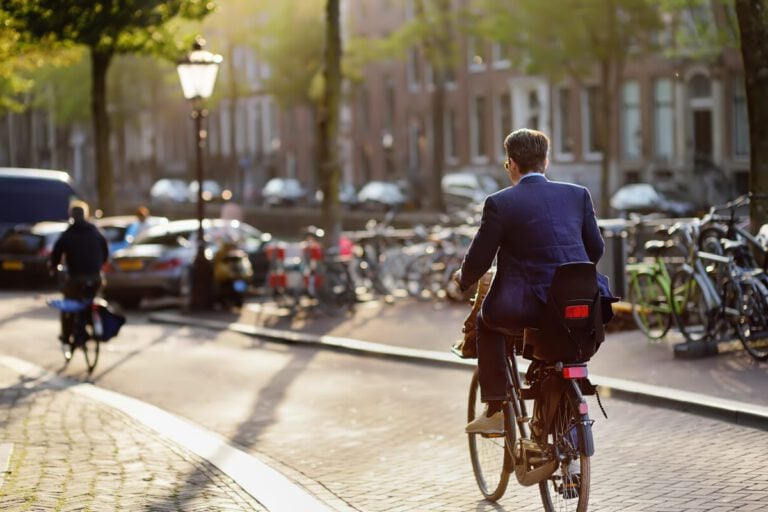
[0,290,766,511]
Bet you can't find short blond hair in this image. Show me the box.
[69,200,90,221]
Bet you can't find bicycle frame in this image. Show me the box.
[504,352,594,487]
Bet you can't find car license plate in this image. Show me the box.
[1,260,23,271]
[118,259,143,271]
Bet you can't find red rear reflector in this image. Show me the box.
[578,402,589,415]
[563,366,588,379]
[564,305,589,319]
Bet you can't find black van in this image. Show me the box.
[0,168,80,239]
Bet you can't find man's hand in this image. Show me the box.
[452,269,462,288]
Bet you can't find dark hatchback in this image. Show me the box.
[0,221,69,286]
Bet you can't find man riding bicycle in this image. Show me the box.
[454,129,613,435]
[49,201,109,346]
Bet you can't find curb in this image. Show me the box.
[149,312,768,431]
[0,354,332,512]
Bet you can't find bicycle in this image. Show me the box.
[48,297,103,373]
[466,263,608,510]
[625,222,717,343]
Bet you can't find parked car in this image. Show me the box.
[0,221,69,286]
[149,178,188,204]
[610,183,698,218]
[96,215,169,254]
[188,179,226,202]
[357,181,406,211]
[262,178,306,207]
[314,182,359,208]
[0,168,80,240]
[442,172,502,211]
[102,219,272,308]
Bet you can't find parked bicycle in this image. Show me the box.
[466,263,609,510]
[625,222,716,342]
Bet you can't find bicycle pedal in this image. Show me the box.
[481,432,505,438]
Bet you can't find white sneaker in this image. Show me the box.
[465,411,504,435]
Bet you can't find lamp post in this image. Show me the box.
[177,36,222,311]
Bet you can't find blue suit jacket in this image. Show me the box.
[459,173,612,329]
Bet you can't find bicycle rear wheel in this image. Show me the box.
[671,270,710,343]
[467,368,510,502]
[628,272,672,340]
[539,396,590,512]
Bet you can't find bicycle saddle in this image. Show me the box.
[643,240,671,256]
[721,238,747,253]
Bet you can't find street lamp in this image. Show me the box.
[177,36,222,311]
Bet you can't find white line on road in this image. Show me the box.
[0,354,332,512]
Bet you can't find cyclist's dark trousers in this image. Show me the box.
[60,274,101,343]
[476,312,513,403]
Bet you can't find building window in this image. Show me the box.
[733,76,749,158]
[358,84,370,132]
[472,95,487,159]
[497,92,512,159]
[653,78,675,162]
[467,36,486,72]
[445,108,458,161]
[582,86,603,157]
[492,42,511,68]
[555,87,574,157]
[409,120,422,171]
[385,76,396,130]
[407,47,421,91]
[621,80,642,159]
[527,90,540,131]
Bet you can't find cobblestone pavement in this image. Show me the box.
[202,347,768,512]
[0,365,265,512]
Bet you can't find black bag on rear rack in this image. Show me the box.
[91,298,126,342]
[523,262,605,363]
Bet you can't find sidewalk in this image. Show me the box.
[0,362,266,511]
[149,297,768,427]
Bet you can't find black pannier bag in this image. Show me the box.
[90,298,126,342]
[523,262,606,363]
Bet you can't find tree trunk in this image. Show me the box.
[318,0,342,248]
[735,0,768,232]
[430,71,446,212]
[90,48,115,215]
[598,60,613,218]
[414,0,449,213]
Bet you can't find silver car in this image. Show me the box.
[103,219,269,308]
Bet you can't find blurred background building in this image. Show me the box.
[0,0,749,213]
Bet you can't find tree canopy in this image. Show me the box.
[1,0,213,214]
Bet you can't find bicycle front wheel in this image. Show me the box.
[82,338,100,373]
[467,368,510,502]
[733,280,768,361]
[628,272,672,340]
[539,397,590,512]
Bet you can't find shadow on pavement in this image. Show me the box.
[141,332,319,511]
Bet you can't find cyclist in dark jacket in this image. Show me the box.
[50,202,109,343]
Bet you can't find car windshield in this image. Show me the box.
[135,224,195,246]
